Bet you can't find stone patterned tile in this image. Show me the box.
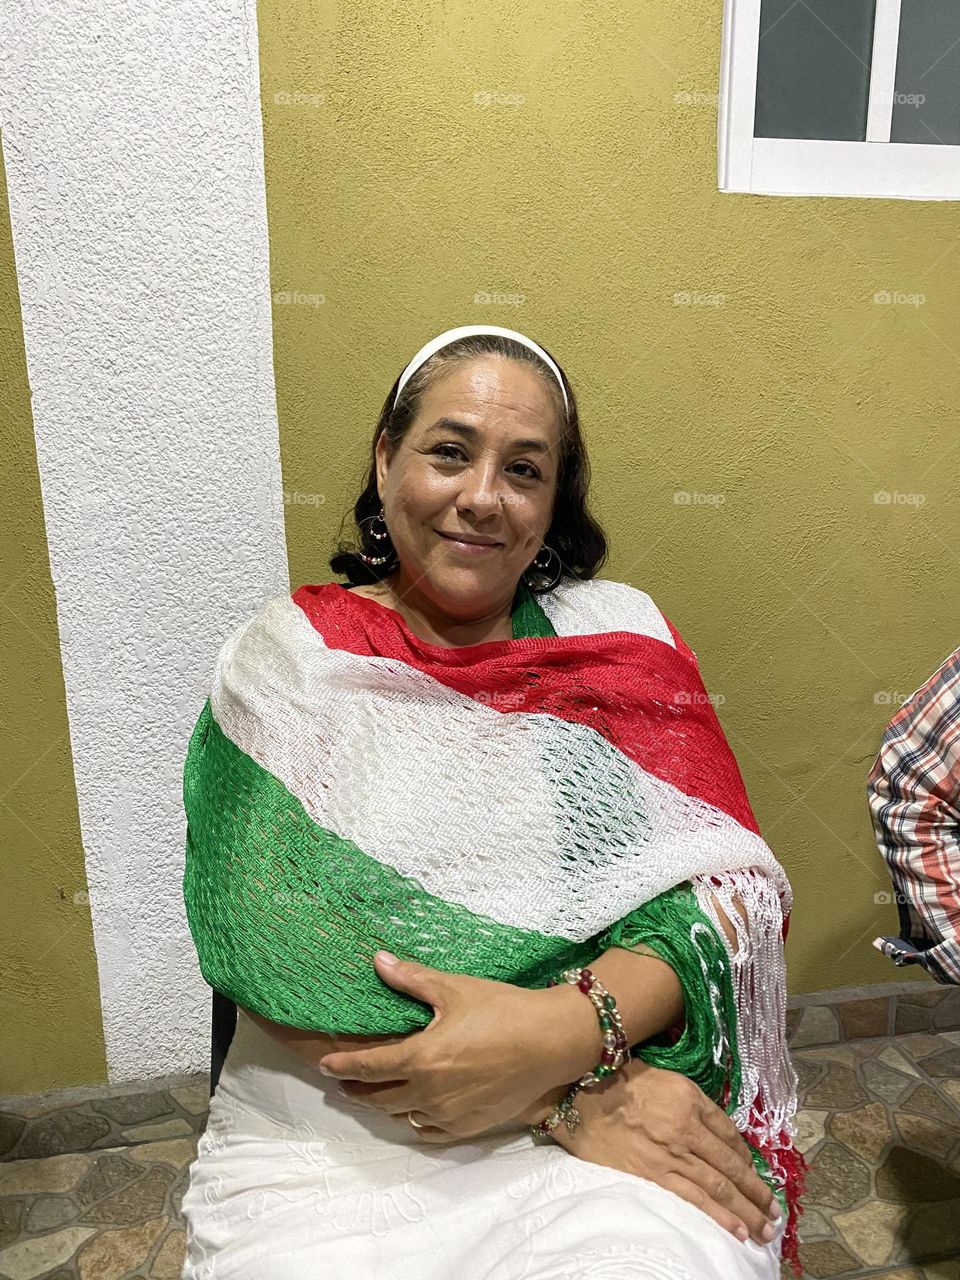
[900,1081,959,1121]
[74,1151,141,1210]
[797,1045,859,1069]
[167,1086,208,1118]
[894,987,960,1036]
[13,1113,112,1163]
[879,1045,921,1078]
[893,1032,950,1062]
[0,1092,207,1166]
[120,1120,194,1144]
[797,1238,863,1276]
[794,1109,829,1156]
[801,1063,868,1110]
[797,1207,834,1241]
[0,1117,26,1161]
[804,1141,872,1211]
[24,1195,78,1233]
[902,988,951,1007]
[862,1059,915,1105]
[837,996,891,1040]
[0,1225,97,1278]
[0,1198,22,1250]
[845,1036,888,1061]
[149,1228,186,1278]
[0,1154,91,1198]
[919,1047,960,1079]
[894,1112,957,1162]
[904,1197,960,1262]
[829,1101,895,1164]
[790,1005,841,1048]
[89,1096,174,1127]
[875,1145,960,1204]
[75,1215,166,1279]
[929,988,960,1030]
[127,1139,197,1172]
[831,1200,912,1268]
[794,1055,827,1101]
[77,1165,176,1227]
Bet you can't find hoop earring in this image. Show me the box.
[522,543,562,591]
[357,506,397,567]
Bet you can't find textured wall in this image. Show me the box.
[0,138,108,1094]
[1,0,288,1084]
[257,0,959,995]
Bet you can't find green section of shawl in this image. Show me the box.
[183,702,605,1031]
[600,885,786,1210]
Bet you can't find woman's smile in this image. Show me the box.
[436,530,504,555]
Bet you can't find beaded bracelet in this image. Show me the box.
[530,966,629,1138]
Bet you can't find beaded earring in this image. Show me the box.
[522,544,562,591]
[357,506,397,567]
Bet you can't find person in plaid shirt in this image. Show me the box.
[867,646,960,984]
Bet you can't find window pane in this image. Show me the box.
[892,0,960,144]
[754,0,877,141]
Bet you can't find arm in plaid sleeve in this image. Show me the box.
[866,647,960,985]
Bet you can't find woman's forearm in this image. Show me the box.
[534,891,745,1097]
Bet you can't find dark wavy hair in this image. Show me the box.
[329,332,607,593]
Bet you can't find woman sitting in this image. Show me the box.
[179,324,805,1279]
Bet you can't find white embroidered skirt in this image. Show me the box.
[180,1011,783,1279]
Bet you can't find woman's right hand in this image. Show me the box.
[523,1059,782,1248]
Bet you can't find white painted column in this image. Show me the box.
[0,0,288,1079]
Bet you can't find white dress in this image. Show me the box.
[180,1010,784,1279]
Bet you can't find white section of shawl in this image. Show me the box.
[209,584,791,942]
[537,577,677,648]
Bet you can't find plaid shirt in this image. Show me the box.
[867,646,960,984]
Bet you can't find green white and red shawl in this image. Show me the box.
[183,576,804,1265]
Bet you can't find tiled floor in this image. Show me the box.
[1,1030,959,1278]
[0,1080,206,1279]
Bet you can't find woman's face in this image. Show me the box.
[374,355,562,613]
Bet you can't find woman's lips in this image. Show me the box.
[437,532,503,555]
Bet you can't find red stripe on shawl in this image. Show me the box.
[292,583,761,835]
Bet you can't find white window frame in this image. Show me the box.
[719,0,960,199]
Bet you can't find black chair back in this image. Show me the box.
[210,989,238,1097]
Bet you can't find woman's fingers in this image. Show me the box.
[658,1172,753,1244]
[412,1125,458,1144]
[692,1129,781,1220]
[698,1101,755,1165]
[338,1079,413,1112]
[679,1153,778,1247]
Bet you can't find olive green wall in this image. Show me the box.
[0,137,107,1093]
[258,0,958,995]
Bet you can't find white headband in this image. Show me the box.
[393,324,569,413]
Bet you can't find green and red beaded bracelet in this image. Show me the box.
[530,966,629,1139]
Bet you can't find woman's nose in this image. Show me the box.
[457,465,505,515]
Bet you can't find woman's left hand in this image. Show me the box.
[317,951,590,1141]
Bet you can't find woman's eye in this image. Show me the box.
[432,444,465,461]
[510,462,541,480]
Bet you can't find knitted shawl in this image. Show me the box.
[182,576,803,1260]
